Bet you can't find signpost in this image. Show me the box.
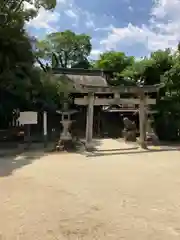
[18,112,38,147]
[18,112,37,125]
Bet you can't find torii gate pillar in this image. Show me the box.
[85,92,94,150]
[139,93,147,149]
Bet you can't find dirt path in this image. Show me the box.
[0,139,180,239]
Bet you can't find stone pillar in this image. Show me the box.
[114,92,120,99]
[85,92,94,150]
[139,93,147,149]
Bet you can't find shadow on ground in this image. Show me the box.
[0,143,52,177]
[0,139,102,177]
[87,147,180,157]
[0,140,179,176]
[96,147,139,152]
[72,138,103,153]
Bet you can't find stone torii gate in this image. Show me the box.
[74,85,161,150]
[52,68,161,149]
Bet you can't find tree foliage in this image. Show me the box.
[35,30,92,69]
[0,0,64,127]
[0,0,57,88]
[95,51,134,72]
[120,50,173,85]
[0,0,35,101]
[0,0,56,14]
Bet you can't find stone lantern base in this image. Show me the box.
[60,120,72,141]
[55,120,73,151]
[146,131,159,143]
[146,118,159,144]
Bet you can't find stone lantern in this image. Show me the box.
[56,102,77,150]
[146,115,158,143]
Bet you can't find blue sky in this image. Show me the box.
[26,0,180,59]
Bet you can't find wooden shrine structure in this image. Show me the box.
[53,68,161,149]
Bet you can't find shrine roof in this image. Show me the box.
[52,68,163,93]
[52,68,109,87]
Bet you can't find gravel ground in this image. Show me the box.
[0,139,180,240]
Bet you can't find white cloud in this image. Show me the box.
[101,23,177,51]
[128,6,133,12]
[151,0,180,20]
[90,49,102,59]
[25,0,96,35]
[95,25,114,32]
[65,9,78,19]
[85,20,95,28]
[101,0,180,53]
[26,7,60,32]
[25,0,67,32]
[84,13,95,28]
[24,1,35,9]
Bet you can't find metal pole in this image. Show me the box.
[43,111,48,148]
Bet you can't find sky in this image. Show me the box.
[26,0,180,60]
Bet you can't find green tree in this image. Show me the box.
[121,50,173,85]
[163,61,180,97]
[95,51,134,72]
[121,59,149,82]
[151,48,180,141]
[0,0,56,15]
[35,30,92,69]
[0,5,34,99]
[0,0,58,92]
[34,70,73,110]
[0,0,58,126]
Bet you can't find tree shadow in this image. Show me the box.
[150,141,180,147]
[0,144,51,177]
[70,138,103,153]
[86,147,179,158]
[79,138,103,147]
[96,147,139,152]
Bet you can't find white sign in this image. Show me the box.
[18,111,37,125]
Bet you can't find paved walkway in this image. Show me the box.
[0,139,180,239]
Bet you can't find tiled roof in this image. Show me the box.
[52,68,108,87]
[64,74,108,87]
[52,68,162,92]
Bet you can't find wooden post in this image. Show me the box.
[98,110,101,137]
[139,92,147,149]
[85,92,94,150]
[24,124,31,149]
[43,111,47,148]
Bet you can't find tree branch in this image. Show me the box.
[58,53,65,68]
[35,57,47,72]
[0,0,11,11]
[15,0,24,12]
[52,52,59,68]
[64,51,68,68]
